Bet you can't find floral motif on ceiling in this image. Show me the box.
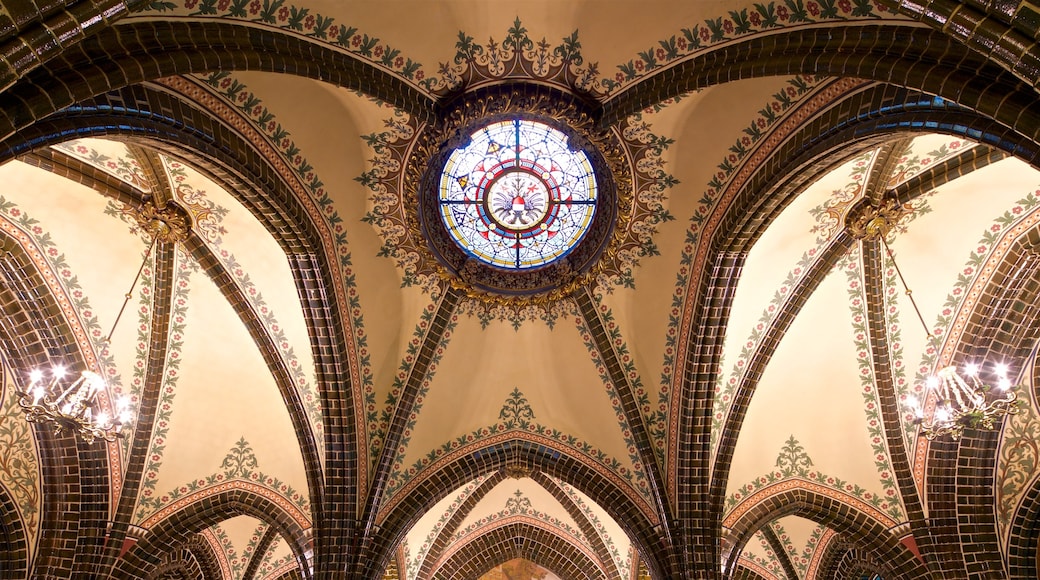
[256,541,298,580]
[367,292,457,474]
[124,243,186,516]
[404,474,494,580]
[51,140,150,191]
[140,0,896,97]
[726,435,903,523]
[357,21,676,322]
[603,0,896,91]
[740,533,784,580]
[442,489,602,573]
[174,70,372,478]
[573,306,657,480]
[765,520,827,578]
[546,475,633,575]
[204,519,269,580]
[0,362,41,557]
[997,355,1040,542]
[0,191,137,500]
[144,0,430,87]
[842,247,904,514]
[911,187,1040,481]
[137,437,309,529]
[379,385,650,518]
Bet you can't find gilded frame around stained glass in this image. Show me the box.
[438,119,597,270]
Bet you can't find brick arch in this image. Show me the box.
[431,519,607,580]
[815,541,883,580]
[0,81,378,572]
[0,19,434,143]
[879,0,1040,91]
[371,437,670,580]
[723,485,925,580]
[113,487,309,580]
[682,81,1030,574]
[152,546,207,580]
[161,534,225,580]
[1008,470,1040,578]
[731,563,769,580]
[0,231,111,577]
[414,471,505,580]
[924,228,1040,577]
[600,24,1038,141]
[414,471,623,580]
[0,478,28,580]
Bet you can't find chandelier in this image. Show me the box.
[19,366,133,443]
[14,202,188,444]
[848,198,1019,440]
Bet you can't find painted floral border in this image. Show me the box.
[549,475,632,576]
[0,193,137,509]
[139,0,896,98]
[142,0,430,87]
[600,0,894,93]
[381,381,650,509]
[725,435,903,522]
[741,531,784,580]
[137,437,310,526]
[52,141,150,191]
[173,71,373,480]
[404,473,492,580]
[0,362,41,557]
[911,189,1040,483]
[205,519,269,580]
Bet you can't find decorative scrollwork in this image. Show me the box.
[129,201,192,243]
[411,83,629,305]
[844,196,912,241]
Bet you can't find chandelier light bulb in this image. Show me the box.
[964,363,979,377]
[934,406,951,424]
[994,363,1009,378]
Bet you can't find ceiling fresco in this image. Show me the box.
[0,0,1039,579]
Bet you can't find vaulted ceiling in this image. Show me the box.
[1,1,1040,579]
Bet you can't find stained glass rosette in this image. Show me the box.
[439,119,597,269]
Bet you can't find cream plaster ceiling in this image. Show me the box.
[1,1,1036,579]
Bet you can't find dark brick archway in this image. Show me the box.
[432,520,608,580]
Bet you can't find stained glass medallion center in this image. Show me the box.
[487,170,549,231]
[438,119,597,270]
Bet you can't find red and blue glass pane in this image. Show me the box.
[439,119,597,269]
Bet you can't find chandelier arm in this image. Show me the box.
[878,235,935,344]
[105,235,157,344]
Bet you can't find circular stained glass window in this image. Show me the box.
[438,119,597,269]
